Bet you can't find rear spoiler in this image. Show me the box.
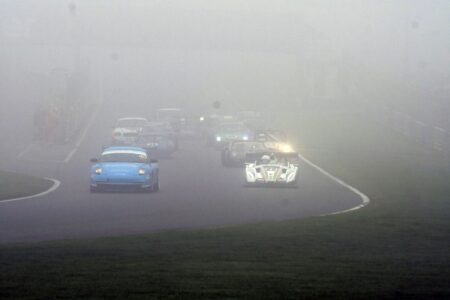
[245,152,299,163]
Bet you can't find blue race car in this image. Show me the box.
[90,146,159,192]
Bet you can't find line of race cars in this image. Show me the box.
[90,108,300,193]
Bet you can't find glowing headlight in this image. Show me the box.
[138,168,146,175]
[95,168,102,175]
[242,135,249,141]
[280,143,294,153]
[199,116,205,122]
[216,136,222,142]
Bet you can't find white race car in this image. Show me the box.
[112,117,148,145]
[245,152,300,187]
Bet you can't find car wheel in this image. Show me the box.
[243,178,252,187]
[221,151,228,166]
[151,172,160,192]
[288,176,299,188]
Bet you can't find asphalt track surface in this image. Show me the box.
[0,100,361,245]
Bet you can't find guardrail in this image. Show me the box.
[367,105,450,155]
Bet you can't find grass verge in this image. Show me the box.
[1,111,449,299]
[0,171,53,201]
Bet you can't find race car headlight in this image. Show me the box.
[280,143,294,153]
[138,168,146,175]
[242,135,249,141]
[199,116,205,122]
[95,167,102,175]
[216,136,222,142]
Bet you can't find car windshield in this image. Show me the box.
[116,119,147,128]
[246,143,266,151]
[101,151,148,163]
[123,132,138,137]
[219,123,246,132]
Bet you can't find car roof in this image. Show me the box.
[113,127,139,132]
[103,146,147,153]
[157,108,181,111]
[117,117,148,121]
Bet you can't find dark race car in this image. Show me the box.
[135,133,177,158]
[207,121,253,149]
[221,140,268,167]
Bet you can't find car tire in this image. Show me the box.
[288,176,299,188]
[151,172,160,192]
[152,180,160,192]
[221,150,229,166]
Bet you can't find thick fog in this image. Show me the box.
[1,0,449,120]
[0,0,448,167]
[0,0,449,243]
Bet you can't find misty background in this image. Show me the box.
[0,0,449,150]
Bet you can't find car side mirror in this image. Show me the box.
[90,158,98,163]
[150,159,158,163]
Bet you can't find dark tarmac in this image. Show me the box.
[0,95,362,244]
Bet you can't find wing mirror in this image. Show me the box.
[150,159,158,163]
[90,158,98,163]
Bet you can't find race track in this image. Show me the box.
[0,95,362,244]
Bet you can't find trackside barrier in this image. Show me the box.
[366,106,449,156]
[432,127,447,152]
[414,121,427,145]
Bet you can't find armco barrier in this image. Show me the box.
[414,121,427,145]
[367,106,449,155]
[432,127,447,152]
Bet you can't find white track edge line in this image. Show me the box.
[62,100,102,163]
[297,153,370,216]
[0,178,60,203]
[16,143,32,159]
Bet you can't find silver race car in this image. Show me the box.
[111,117,148,145]
[245,152,300,187]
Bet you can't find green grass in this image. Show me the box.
[1,111,449,299]
[0,171,53,201]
